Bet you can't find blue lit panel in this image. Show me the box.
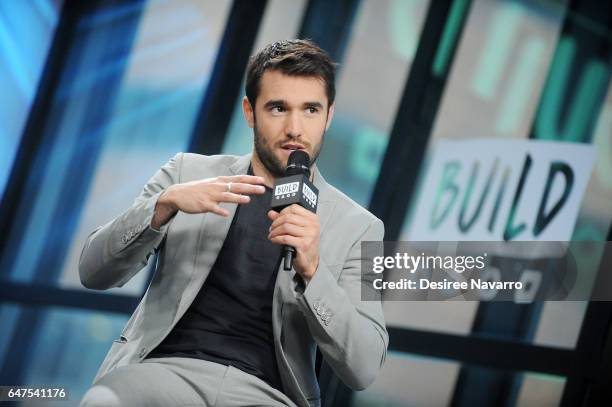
[0,0,63,202]
[22,307,128,402]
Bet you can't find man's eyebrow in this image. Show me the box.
[303,101,324,109]
[263,99,286,108]
[262,100,325,109]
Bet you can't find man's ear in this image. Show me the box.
[325,103,335,131]
[242,96,255,128]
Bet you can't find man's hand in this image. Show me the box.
[151,175,266,230]
[268,205,320,281]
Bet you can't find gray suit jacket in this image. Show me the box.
[79,152,388,407]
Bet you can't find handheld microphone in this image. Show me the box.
[270,150,319,270]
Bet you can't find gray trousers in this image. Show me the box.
[79,357,297,407]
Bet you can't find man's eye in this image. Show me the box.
[307,107,318,114]
[272,106,284,113]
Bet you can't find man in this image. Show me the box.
[79,39,387,407]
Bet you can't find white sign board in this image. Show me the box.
[407,139,595,241]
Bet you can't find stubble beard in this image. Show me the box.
[253,118,325,178]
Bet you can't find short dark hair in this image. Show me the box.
[245,39,336,108]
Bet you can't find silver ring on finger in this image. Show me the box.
[226,182,232,193]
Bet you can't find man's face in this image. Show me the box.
[243,70,334,177]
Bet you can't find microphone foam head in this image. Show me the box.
[286,150,310,176]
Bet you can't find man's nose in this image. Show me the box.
[285,111,303,138]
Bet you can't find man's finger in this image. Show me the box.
[269,234,301,248]
[218,182,266,196]
[281,204,316,217]
[218,192,251,204]
[209,204,230,217]
[268,210,280,221]
[270,213,310,230]
[218,175,266,185]
[269,223,306,239]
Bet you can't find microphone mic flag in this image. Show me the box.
[270,150,319,270]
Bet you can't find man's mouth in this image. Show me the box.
[281,143,305,151]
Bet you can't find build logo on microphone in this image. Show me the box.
[302,183,317,208]
[274,182,299,198]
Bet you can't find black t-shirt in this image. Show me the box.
[148,175,283,391]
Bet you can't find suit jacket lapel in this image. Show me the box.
[228,153,253,176]
[197,153,252,266]
[272,164,337,402]
[175,154,252,322]
[273,164,337,338]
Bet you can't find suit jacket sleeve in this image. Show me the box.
[78,152,183,290]
[295,218,388,390]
